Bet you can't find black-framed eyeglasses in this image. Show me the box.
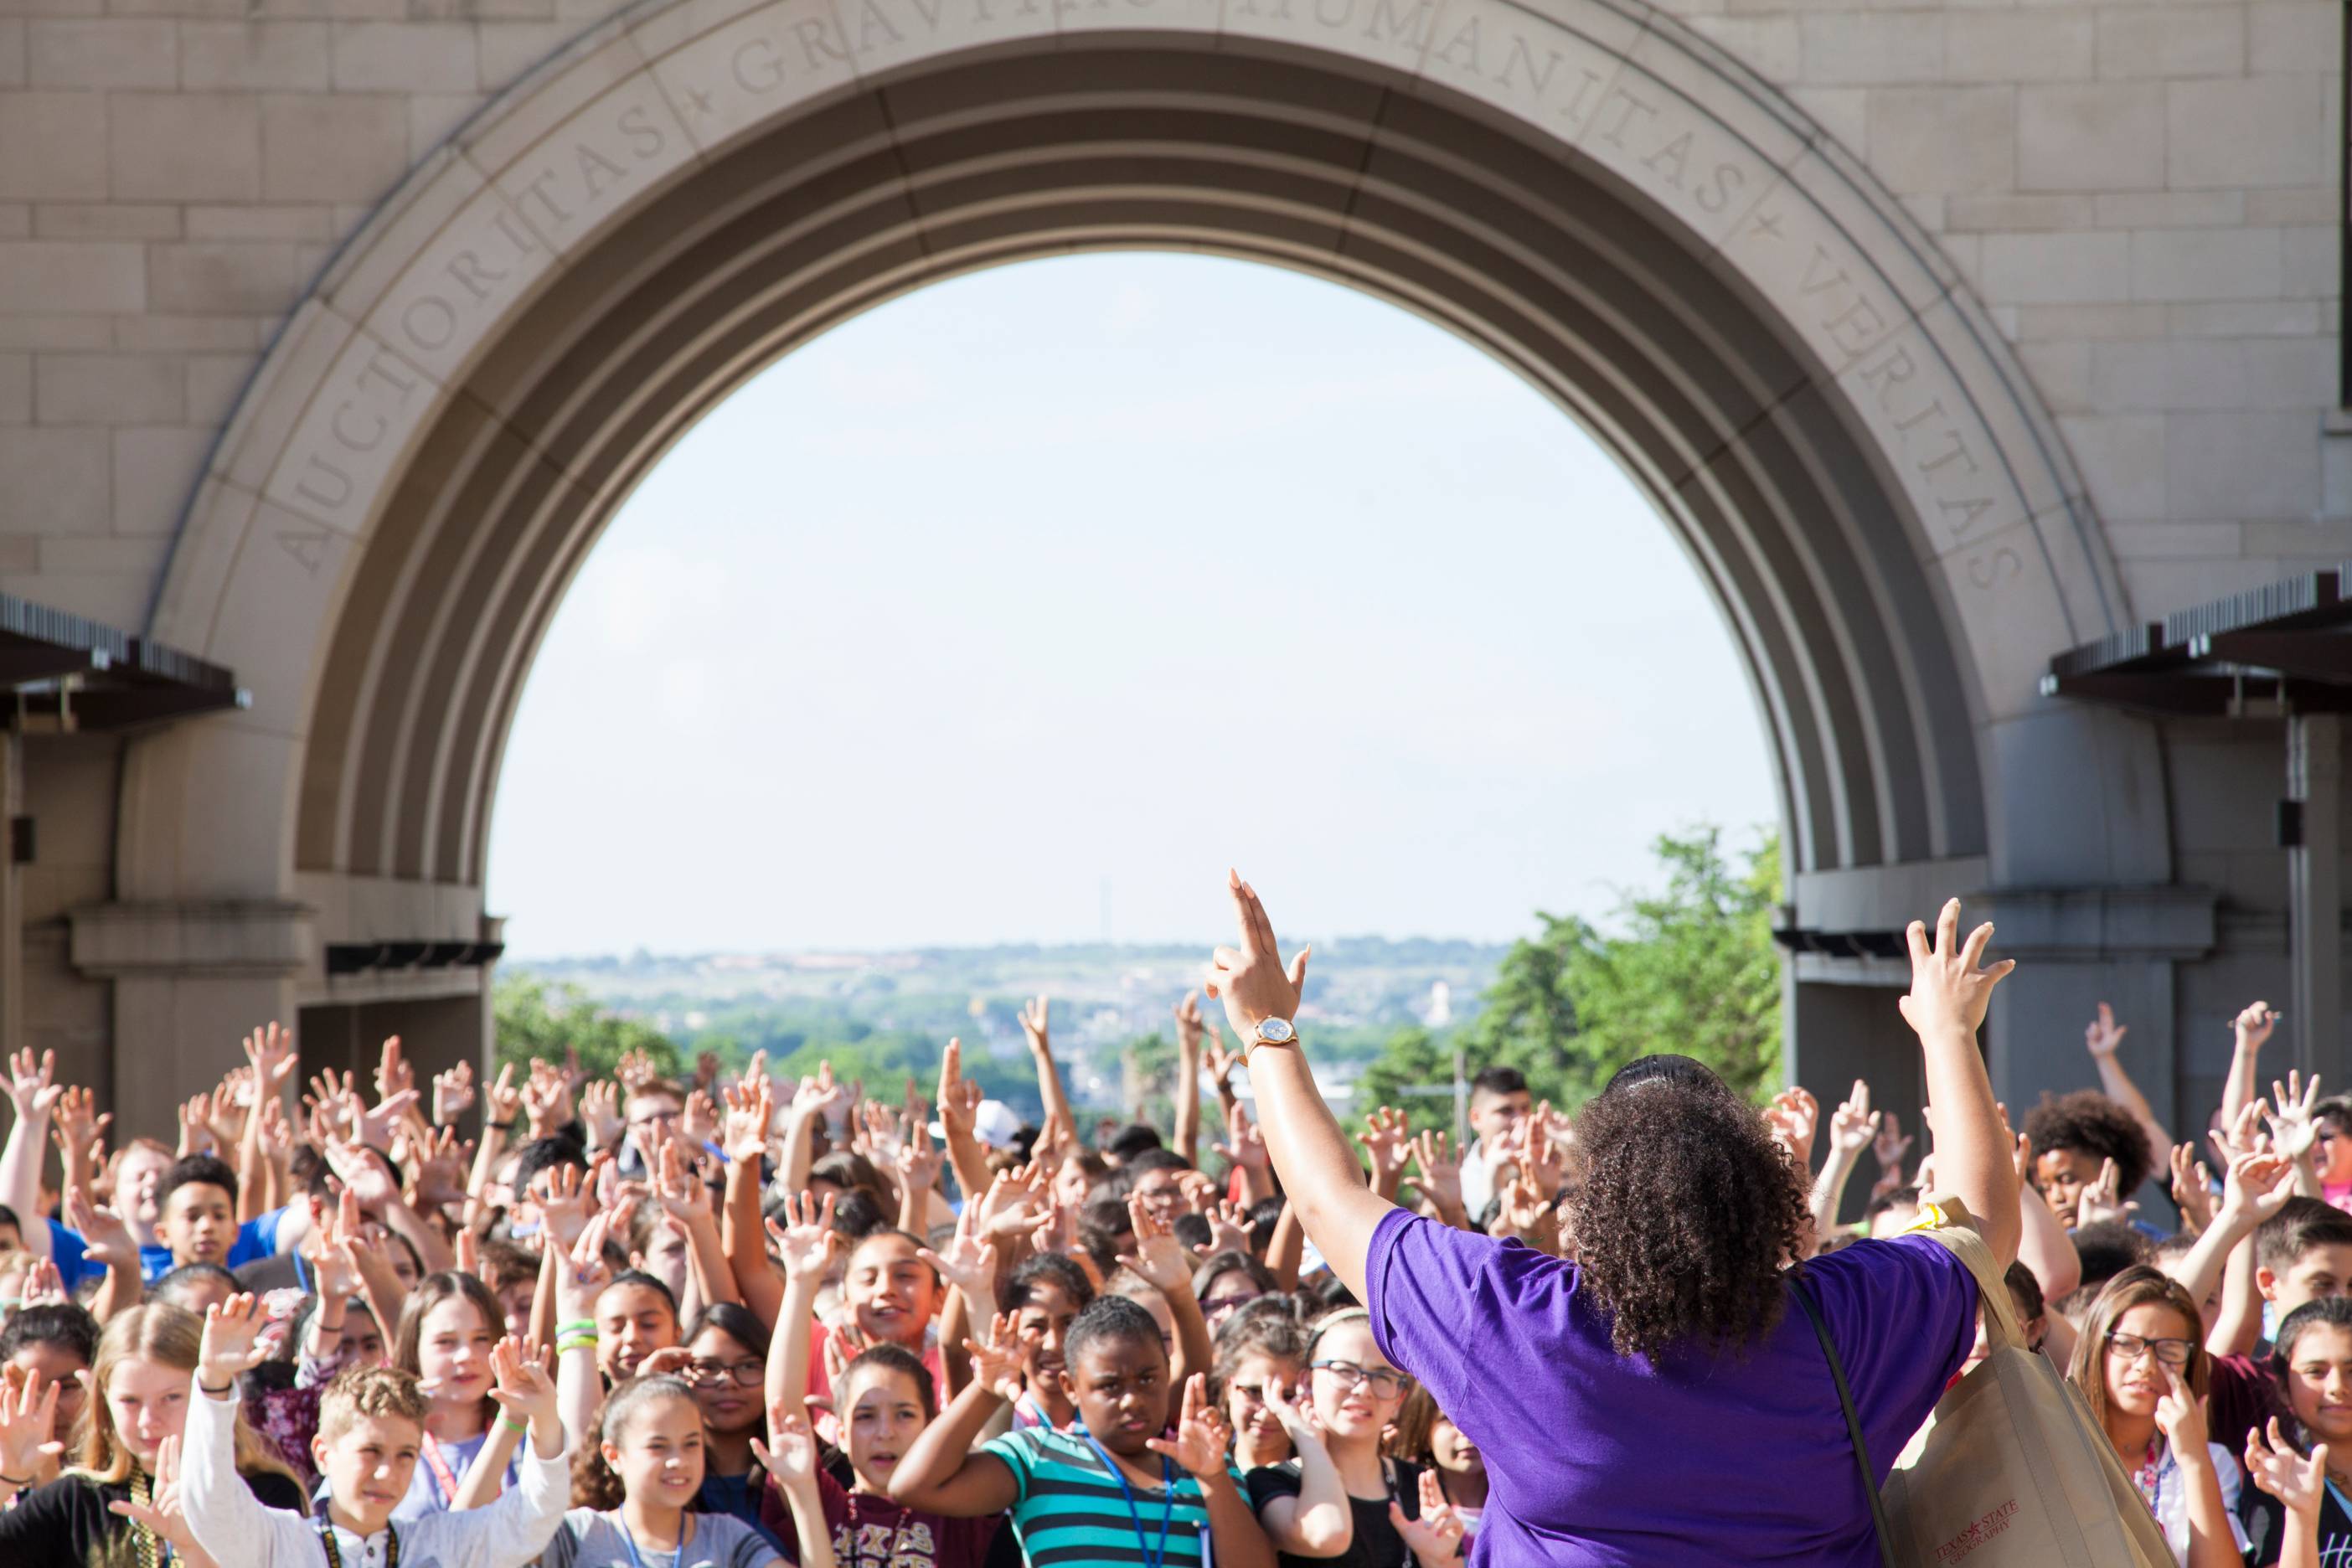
[2106,1332,2195,1368]
[683,1359,764,1387]
[1311,1359,1411,1396]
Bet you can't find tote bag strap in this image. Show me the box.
[1789,1270,1899,1568]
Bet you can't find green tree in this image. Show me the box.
[1553,828,1783,1103]
[1350,827,1783,1121]
[493,973,682,1081]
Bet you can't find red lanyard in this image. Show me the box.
[420,1435,462,1504]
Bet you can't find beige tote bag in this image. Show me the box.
[1867,1206,2174,1567]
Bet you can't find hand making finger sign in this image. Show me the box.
[1899,898,2014,1039]
[1145,1374,1230,1478]
[1207,870,1310,1044]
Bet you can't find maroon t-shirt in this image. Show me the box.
[2207,1353,2287,1458]
[758,1466,998,1567]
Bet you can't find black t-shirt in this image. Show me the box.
[0,1467,307,1561]
[2245,1473,2352,1565]
[1246,1457,1426,1568]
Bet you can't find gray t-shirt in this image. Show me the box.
[539,1507,782,1568]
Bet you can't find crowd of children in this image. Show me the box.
[0,875,2347,1565]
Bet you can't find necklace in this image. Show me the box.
[128,1467,170,1568]
[1081,1434,1174,1568]
[844,1490,916,1565]
[317,1519,400,1568]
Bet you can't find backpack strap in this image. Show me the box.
[1789,1270,1899,1568]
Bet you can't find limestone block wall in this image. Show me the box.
[0,0,2343,1102]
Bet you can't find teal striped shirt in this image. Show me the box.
[977,1426,1243,1567]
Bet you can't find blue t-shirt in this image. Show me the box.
[697,1470,789,1556]
[1366,1208,1977,1566]
[977,1426,1240,1567]
[132,1205,291,1285]
[43,1220,90,1293]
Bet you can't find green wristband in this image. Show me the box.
[556,1318,595,1335]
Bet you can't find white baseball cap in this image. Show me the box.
[931,1099,1027,1152]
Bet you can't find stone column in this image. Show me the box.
[2288,714,2344,1086]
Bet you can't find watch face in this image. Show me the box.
[1257,1018,1295,1044]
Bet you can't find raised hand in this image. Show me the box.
[2267,1070,2324,1163]
[1870,1110,1914,1178]
[407,1125,471,1210]
[1356,1106,1412,1194]
[2169,1143,2216,1235]
[1216,1101,1270,1174]
[50,1086,111,1175]
[536,1158,595,1251]
[1828,1080,1880,1158]
[486,1336,559,1435]
[720,1077,775,1163]
[482,1062,521,1130]
[764,1189,840,1282]
[17,1256,64,1308]
[1408,1128,1463,1215]
[682,1089,720,1148]
[64,1183,138,1274]
[615,1047,662,1095]
[4,1047,61,1123]
[2074,1157,2139,1229]
[1145,1374,1233,1478]
[1201,1025,1244,1094]
[2236,1001,2281,1055]
[1392,1468,1469,1568]
[1899,899,2014,1039]
[2217,1146,2298,1230]
[1766,1087,1819,1169]
[374,1036,414,1103]
[652,1138,714,1224]
[353,1084,420,1152]
[106,1433,210,1561]
[521,1061,566,1141]
[895,1131,944,1200]
[1117,1189,1191,1292]
[2085,1003,2127,1060]
[431,1062,476,1127]
[750,1404,822,1486]
[965,1318,1027,1404]
[0,1364,64,1486]
[242,1020,299,1097]
[797,1060,844,1122]
[2244,1417,2327,1516]
[1022,996,1055,1058]
[1498,1171,1560,1254]
[1171,993,1202,1051]
[918,1205,1001,1308]
[1199,1199,1254,1256]
[1205,870,1310,1043]
[199,1295,272,1388]
[176,1091,215,1158]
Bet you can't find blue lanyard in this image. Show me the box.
[615,1514,682,1568]
[1081,1432,1174,1568]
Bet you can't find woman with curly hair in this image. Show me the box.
[1204,873,2019,1565]
[2024,1089,2156,1229]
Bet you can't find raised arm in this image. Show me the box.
[1900,900,2020,1266]
[1022,998,1081,1158]
[761,1190,837,1428]
[1207,872,1392,1305]
[886,1339,1023,1517]
[1809,1081,1876,1238]
[2161,1149,2296,1312]
[1,1050,61,1261]
[2220,1002,2278,1135]
[2084,1004,2175,1177]
[1171,994,1205,1169]
[720,1077,783,1328]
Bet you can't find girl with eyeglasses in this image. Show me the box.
[1213,1306,1309,1474]
[1244,1309,1465,1568]
[2067,1266,2251,1565]
[684,1302,789,1553]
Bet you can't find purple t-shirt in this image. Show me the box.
[1366,1209,1978,1565]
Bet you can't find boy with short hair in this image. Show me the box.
[2206,1198,2352,1454]
[1457,1066,1533,1222]
[149,1154,296,1284]
[178,1294,570,1567]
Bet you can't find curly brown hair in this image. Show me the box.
[1566,1056,1810,1360]
[2022,1090,2153,1196]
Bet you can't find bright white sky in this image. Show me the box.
[486,253,1777,957]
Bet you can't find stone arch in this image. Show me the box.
[116,0,2162,1119]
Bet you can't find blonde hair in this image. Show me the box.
[73,1303,302,1504]
[317,1364,431,1447]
